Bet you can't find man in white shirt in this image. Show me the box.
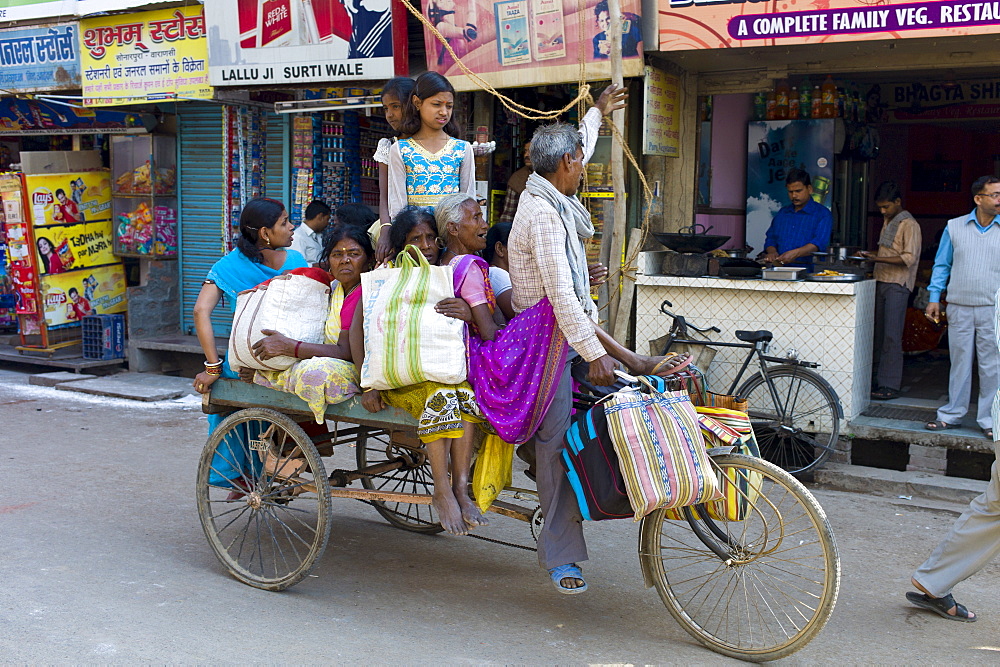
[290,200,331,266]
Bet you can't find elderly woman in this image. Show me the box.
[351,206,489,536]
[433,192,692,444]
[247,224,373,423]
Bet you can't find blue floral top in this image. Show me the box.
[399,136,470,208]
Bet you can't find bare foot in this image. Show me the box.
[432,490,468,535]
[456,493,490,528]
[635,353,693,376]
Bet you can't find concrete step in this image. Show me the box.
[847,414,994,454]
[55,372,197,402]
[814,461,988,505]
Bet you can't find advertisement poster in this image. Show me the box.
[206,0,395,86]
[423,0,643,91]
[33,220,116,275]
[26,171,112,226]
[659,0,1000,52]
[0,24,79,93]
[80,5,212,106]
[40,262,126,327]
[0,1,172,21]
[643,66,680,157]
[745,119,835,255]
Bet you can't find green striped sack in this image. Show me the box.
[360,247,467,390]
[603,376,723,521]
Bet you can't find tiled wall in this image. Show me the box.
[635,271,875,420]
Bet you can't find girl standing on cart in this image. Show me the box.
[385,72,476,222]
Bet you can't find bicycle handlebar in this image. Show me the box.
[659,300,721,334]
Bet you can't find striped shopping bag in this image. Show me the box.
[603,376,723,521]
[360,247,467,390]
[664,406,763,522]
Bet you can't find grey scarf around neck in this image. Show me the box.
[878,210,914,249]
[524,172,596,318]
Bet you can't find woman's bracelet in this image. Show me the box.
[204,359,223,368]
[205,365,222,376]
[294,341,302,358]
[380,222,391,228]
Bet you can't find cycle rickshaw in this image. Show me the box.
[198,376,840,662]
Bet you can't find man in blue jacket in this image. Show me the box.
[762,169,833,271]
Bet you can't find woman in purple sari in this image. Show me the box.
[433,193,691,445]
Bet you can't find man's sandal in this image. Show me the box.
[548,563,588,595]
[905,591,976,622]
[924,420,960,432]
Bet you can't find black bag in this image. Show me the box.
[560,401,632,521]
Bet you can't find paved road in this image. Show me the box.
[1,367,998,663]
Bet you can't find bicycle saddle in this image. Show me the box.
[735,330,773,343]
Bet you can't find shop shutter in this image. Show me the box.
[264,112,288,203]
[178,103,229,336]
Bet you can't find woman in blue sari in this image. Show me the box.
[191,198,308,489]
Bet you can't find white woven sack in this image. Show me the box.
[360,249,466,390]
[228,274,331,372]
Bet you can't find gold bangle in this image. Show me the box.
[205,365,222,376]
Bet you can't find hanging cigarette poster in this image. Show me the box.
[643,66,680,157]
[530,0,566,61]
[40,262,126,327]
[80,5,213,106]
[25,171,112,226]
[423,0,643,90]
[206,0,396,86]
[33,220,116,275]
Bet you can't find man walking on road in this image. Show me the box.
[861,181,922,400]
[907,286,1000,623]
[924,175,1000,440]
[508,123,617,594]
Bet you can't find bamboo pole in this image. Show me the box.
[605,0,626,332]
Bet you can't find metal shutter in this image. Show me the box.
[178,103,229,335]
[264,112,288,204]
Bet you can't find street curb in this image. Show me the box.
[814,462,988,505]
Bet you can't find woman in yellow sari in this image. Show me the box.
[249,225,374,423]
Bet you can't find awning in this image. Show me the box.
[0,97,155,135]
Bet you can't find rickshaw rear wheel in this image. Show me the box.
[197,408,332,591]
[356,427,443,534]
[638,454,840,662]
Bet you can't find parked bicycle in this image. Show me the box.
[657,300,843,476]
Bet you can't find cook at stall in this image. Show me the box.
[762,168,833,271]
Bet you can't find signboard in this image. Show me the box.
[643,67,680,157]
[33,220,116,276]
[424,0,644,91]
[40,262,126,327]
[25,172,112,227]
[0,0,174,21]
[659,0,1000,51]
[0,24,79,93]
[206,0,395,86]
[0,98,152,135]
[81,6,212,106]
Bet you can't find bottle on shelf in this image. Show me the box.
[811,84,822,118]
[765,91,777,120]
[799,78,811,119]
[753,91,766,120]
[789,86,800,120]
[836,87,846,118]
[820,75,836,118]
[774,79,789,120]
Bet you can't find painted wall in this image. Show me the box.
[703,93,752,249]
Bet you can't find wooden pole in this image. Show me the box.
[605,0,626,332]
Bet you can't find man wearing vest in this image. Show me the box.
[924,175,1000,440]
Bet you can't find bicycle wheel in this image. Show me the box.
[196,408,332,591]
[737,365,841,475]
[356,427,443,534]
[639,454,840,662]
